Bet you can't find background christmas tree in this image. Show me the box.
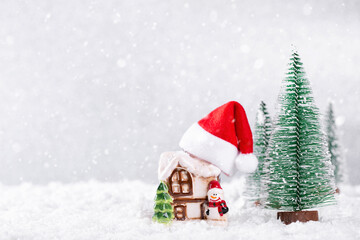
[266,50,336,212]
[325,103,344,186]
[245,101,272,204]
[152,181,174,224]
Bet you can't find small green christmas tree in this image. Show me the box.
[325,103,344,186]
[245,101,272,204]
[266,50,336,218]
[152,181,174,224]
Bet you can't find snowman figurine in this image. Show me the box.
[205,180,228,223]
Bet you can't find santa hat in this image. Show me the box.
[208,180,223,194]
[208,180,222,190]
[179,101,258,176]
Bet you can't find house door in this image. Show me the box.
[174,205,186,221]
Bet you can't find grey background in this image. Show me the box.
[0,0,359,185]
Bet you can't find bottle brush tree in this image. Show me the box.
[245,101,272,205]
[325,103,345,189]
[265,50,336,224]
[152,181,174,224]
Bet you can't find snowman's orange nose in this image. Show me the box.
[210,196,217,199]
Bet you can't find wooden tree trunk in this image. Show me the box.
[277,210,319,225]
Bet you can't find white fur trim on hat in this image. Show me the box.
[179,123,238,176]
[235,153,258,173]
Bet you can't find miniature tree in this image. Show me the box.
[152,181,174,224]
[265,50,336,224]
[325,103,344,188]
[245,101,272,205]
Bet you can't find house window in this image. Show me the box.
[169,168,192,196]
[180,171,188,181]
[174,205,186,220]
[181,183,189,193]
[172,183,180,193]
[171,172,179,181]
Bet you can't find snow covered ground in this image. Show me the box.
[0,179,359,240]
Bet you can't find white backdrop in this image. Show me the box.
[0,0,359,184]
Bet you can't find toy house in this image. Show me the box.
[158,151,221,220]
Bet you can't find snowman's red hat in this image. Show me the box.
[208,180,222,190]
[208,180,223,195]
[179,101,258,176]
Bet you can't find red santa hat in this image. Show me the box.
[208,180,223,194]
[208,180,222,190]
[179,101,258,176]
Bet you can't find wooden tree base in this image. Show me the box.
[277,210,319,225]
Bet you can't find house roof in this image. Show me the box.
[158,151,221,181]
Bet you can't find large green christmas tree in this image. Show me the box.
[325,103,344,185]
[245,101,272,204]
[152,181,174,224]
[266,50,336,212]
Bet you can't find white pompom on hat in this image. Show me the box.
[179,101,258,176]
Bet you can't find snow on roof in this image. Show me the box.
[158,151,221,181]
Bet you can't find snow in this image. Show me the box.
[158,151,221,180]
[235,153,259,173]
[256,109,265,125]
[116,59,127,68]
[0,0,359,185]
[0,179,359,240]
[302,4,313,16]
[253,59,264,69]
